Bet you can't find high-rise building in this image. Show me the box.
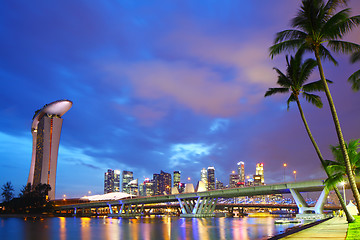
[27,100,72,200]
[144,178,155,196]
[207,167,215,190]
[200,168,208,190]
[153,173,160,195]
[128,179,138,196]
[173,171,181,189]
[237,161,245,183]
[160,170,172,195]
[229,171,240,188]
[216,180,224,189]
[255,163,264,185]
[122,170,134,194]
[104,169,120,193]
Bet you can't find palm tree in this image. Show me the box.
[348,51,360,91]
[324,139,360,204]
[269,0,360,214]
[265,49,354,222]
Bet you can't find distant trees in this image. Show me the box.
[1,182,14,202]
[1,183,53,214]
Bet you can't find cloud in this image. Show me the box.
[209,118,230,133]
[169,143,214,167]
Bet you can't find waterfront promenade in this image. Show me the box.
[283,217,348,239]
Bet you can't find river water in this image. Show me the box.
[0,216,301,240]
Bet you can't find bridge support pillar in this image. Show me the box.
[108,203,145,218]
[290,188,329,220]
[177,196,218,218]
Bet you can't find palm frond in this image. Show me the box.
[273,68,292,88]
[302,79,332,92]
[348,69,360,91]
[269,40,305,58]
[264,88,289,97]
[318,45,338,65]
[286,94,296,110]
[350,51,360,63]
[274,30,307,43]
[324,173,345,189]
[325,0,349,14]
[299,58,318,84]
[302,92,323,108]
[321,8,357,39]
[327,40,360,54]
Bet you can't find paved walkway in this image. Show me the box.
[282,217,348,239]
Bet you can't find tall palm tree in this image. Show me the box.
[348,51,360,91]
[265,49,354,222]
[269,0,360,214]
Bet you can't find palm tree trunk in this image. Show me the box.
[314,49,360,214]
[295,97,355,222]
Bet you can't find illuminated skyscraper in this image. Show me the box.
[200,168,208,189]
[229,171,240,188]
[237,161,245,183]
[122,170,133,194]
[104,169,120,193]
[173,171,181,189]
[27,100,72,200]
[207,167,215,190]
[255,163,264,185]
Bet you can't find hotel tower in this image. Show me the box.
[27,100,72,200]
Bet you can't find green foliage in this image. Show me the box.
[348,51,360,91]
[269,0,360,60]
[1,182,14,202]
[346,215,360,240]
[324,139,360,188]
[265,48,326,109]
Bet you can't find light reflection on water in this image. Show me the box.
[0,216,300,240]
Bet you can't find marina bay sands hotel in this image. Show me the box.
[27,100,72,200]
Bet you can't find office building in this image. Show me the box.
[229,171,240,188]
[200,168,208,189]
[207,167,215,190]
[216,180,224,189]
[104,169,120,193]
[122,170,134,194]
[153,173,160,195]
[128,179,138,196]
[237,161,245,183]
[256,163,264,185]
[173,171,181,189]
[160,170,172,195]
[27,100,72,200]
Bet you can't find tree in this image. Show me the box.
[265,49,354,222]
[348,51,360,91]
[1,182,14,202]
[324,139,360,204]
[269,0,360,214]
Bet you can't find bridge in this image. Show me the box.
[55,179,336,219]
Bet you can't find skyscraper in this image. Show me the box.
[207,167,215,190]
[104,169,120,193]
[200,168,208,190]
[173,171,181,189]
[237,161,245,183]
[255,163,264,185]
[229,171,240,188]
[122,170,134,194]
[160,170,172,195]
[153,173,160,195]
[27,100,72,200]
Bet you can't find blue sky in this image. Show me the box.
[1,1,359,199]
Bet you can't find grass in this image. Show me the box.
[346,215,360,240]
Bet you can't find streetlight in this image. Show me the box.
[63,194,66,201]
[293,170,297,182]
[283,163,287,183]
[340,182,346,205]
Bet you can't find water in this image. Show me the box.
[0,216,300,240]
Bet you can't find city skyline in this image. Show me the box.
[0,1,359,199]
